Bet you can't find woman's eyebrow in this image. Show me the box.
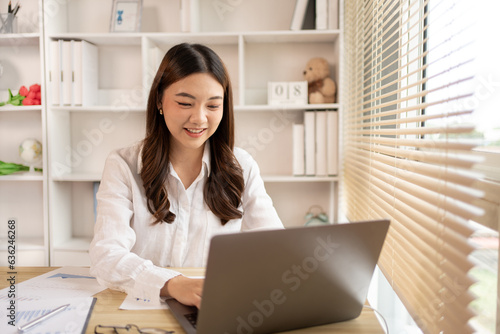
[175,92,223,101]
[175,92,196,99]
[208,96,223,100]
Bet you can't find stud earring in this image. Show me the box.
[159,108,163,115]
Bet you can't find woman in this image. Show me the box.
[89,43,283,309]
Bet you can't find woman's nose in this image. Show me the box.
[190,105,208,124]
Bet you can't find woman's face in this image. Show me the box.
[160,73,224,154]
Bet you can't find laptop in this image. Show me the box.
[166,219,390,334]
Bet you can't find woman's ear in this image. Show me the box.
[156,93,163,111]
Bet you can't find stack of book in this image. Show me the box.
[293,110,338,176]
[49,39,98,106]
[290,0,339,30]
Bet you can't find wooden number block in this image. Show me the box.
[268,82,289,105]
[268,81,308,105]
[288,81,308,105]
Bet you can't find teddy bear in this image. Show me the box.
[303,57,336,104]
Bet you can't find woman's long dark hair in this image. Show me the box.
[141,43,244,225]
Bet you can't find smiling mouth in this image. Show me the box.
[185,128,205,134]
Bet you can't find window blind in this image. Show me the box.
[342,0,484,333]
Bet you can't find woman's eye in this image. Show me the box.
[177,102,191,107]
[208,105,221,110]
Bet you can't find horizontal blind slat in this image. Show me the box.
[343,0,482,332]
[347,153,485,213]
[350,136,477,151]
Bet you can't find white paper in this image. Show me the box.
[0,297,95,334]
[0,267,106,301]
[120,294,168,310]
[0,267,104,333]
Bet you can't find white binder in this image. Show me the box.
[49,40,62,106]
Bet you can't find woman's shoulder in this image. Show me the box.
[233,146,254,163]
[233,147,259,172]
[106,141,143,172]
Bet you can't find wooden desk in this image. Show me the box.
[1,267,384,333]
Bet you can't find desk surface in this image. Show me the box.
[1,267,384,333]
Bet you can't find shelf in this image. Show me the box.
[262,175,338,182]
[51,173,338,183]
[51,106,146,113]
[242,30,341,43]
[49,104,338,113]
[0,105,42,112]
[49,174,338,183]
[235,104,340,112]
[0,172,43,181]
[47,30,340,46]
[48,33,142,45]
[0,33,40,46]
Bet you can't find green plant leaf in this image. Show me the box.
[0,161,42,175]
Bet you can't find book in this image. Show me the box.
[316,0,328,30]
[304,111,316,175]
[49,40,62,105]
[291,0,309,30]
[73,40,98,106]
[61,41,73,105]
[315,111,327,176]
[327,110,338,175]
[181,0,200,32]
[293,123,305,175]
[72,40,82,105]
[93,181,100,223]
[303,0,317,29]
[328,0,339,29]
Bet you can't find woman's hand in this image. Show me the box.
[161,275,204,308]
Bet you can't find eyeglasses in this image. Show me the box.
[94,324,175,334]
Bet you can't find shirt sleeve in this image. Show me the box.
[237,148,285,230]
[89,149,181,303]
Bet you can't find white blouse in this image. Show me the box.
[89,142,283,302]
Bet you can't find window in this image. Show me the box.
[342,0,498,332]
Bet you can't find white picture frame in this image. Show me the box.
[110,0,143,32]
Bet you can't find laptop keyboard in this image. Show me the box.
[185,312,198,328]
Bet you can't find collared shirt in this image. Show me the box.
[89,142,283,302]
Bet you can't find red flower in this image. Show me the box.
[22,98,34,106]
[29,84,41,93]
[27,90,37,99]
[19,86,29,97]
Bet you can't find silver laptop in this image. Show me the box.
[166,219,390,334]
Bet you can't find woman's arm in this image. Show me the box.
[89,149,181,303]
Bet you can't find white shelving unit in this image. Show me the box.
[2,0,342,266]
[0,0,48,266]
